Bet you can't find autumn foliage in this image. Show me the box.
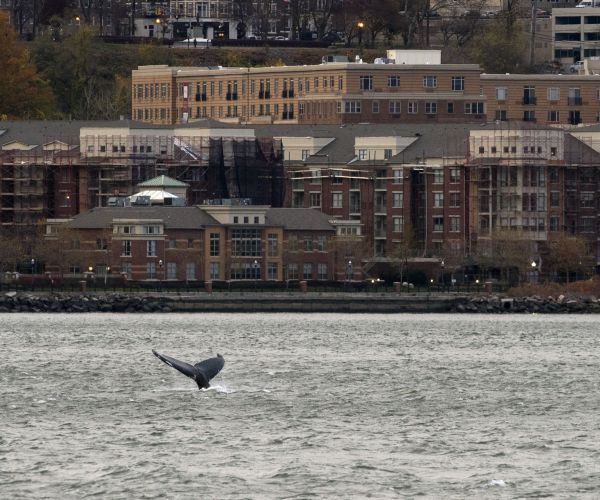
[0,12,56,119]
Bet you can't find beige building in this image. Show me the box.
[132,51,600,128]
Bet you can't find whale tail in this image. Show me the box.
[153,350,225,390]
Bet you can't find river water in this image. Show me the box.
[1,313,599,499]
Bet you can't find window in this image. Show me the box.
[447,102,454,114]
[433,169,444,184]
[303,236,313,251]
[523,110,536,122]
[359,75,373,90]
[301,149,310,160]
[317,235,326,251]
[310,192,321,207]
[210,233,220,256]
[450,168,460,183]
[303,263,313,280]
[408,102,418,114]
[393,192,403,208]
[433,192,444,208]
[96,238,108,250]
[384,149,392,160]
[120,262,131,279]
[548,110,560,122]
[423,75,437,88]
[267,234,278,257]
[186,262,196,281]
[465,102,484,114]
[166,262,177,280]
[393,169,403,183]
[146,240,157,257]
[332,192,343,208]
[287,263,298,280]
[550,191,560,208]
[121,240,131,257]
[433,216,444,232]
[495,110,507,121]
[581,192,595,208]
[496,87,507,100]
[393,216,404,233]
[265,262,276,280]
[550,216,560,232]
[209,262,220,280]
[231,228,261,257]
[425,102,437,114]
[449,216,460,232]
[388,75,400,87]
[343,101,361,113]
[289,235,298,251]
[317,263,328,280]
[451,76,464,91]
[358,149,368,160]
[548,87,560,101]
[389,101,401,114]
[147,261,156,279]
[449,192,461,208]
[372,101,379,113]
[143,225,161,235]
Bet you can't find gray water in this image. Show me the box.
[1,313,600,499]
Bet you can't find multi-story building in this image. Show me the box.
[481,73,600,125]
[2,120,600,277]
[132,50,600,127]
[47,203,338,283]
[552,6,600,65]
[131,51,485,126]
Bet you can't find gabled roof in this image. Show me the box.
[68,206,218,229]
[266,208,335,231]
[137,175,189,188]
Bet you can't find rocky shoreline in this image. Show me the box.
[1,291,599,313]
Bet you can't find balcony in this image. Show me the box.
[522,96,537,105]
[568,96,582,106]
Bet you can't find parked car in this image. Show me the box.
[569,60,584,73]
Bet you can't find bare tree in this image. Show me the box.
[544,233,593,283]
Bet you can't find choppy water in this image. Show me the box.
[1,313,600,499]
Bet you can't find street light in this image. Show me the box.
[31,258,35,291]
[158,260,163,291]
[104,266,111,286]
[356,21,364,47]
[346,260,353,290]
[252,260,260,291]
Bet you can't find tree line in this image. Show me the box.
[1,0,533,120]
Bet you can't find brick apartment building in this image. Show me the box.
[2,120,600,280]
[131,50,600,128]
[45,204,337,283]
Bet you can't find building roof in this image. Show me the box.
[137,175,189,188]
[266,208,335,231]
[68,206,219,229]
[246,122,479,164]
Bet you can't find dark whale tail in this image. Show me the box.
[153,350,225,389]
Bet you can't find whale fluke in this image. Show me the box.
[153,350,225,389]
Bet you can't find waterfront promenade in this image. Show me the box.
[1,289,599,314]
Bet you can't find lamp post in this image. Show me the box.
[104,266,111,287]
[531,260,537,283]
[356,21,364,47]
[346,260,352,290]
[253,259,259,291]
[158,259,163,292]
[31,258,35,291]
